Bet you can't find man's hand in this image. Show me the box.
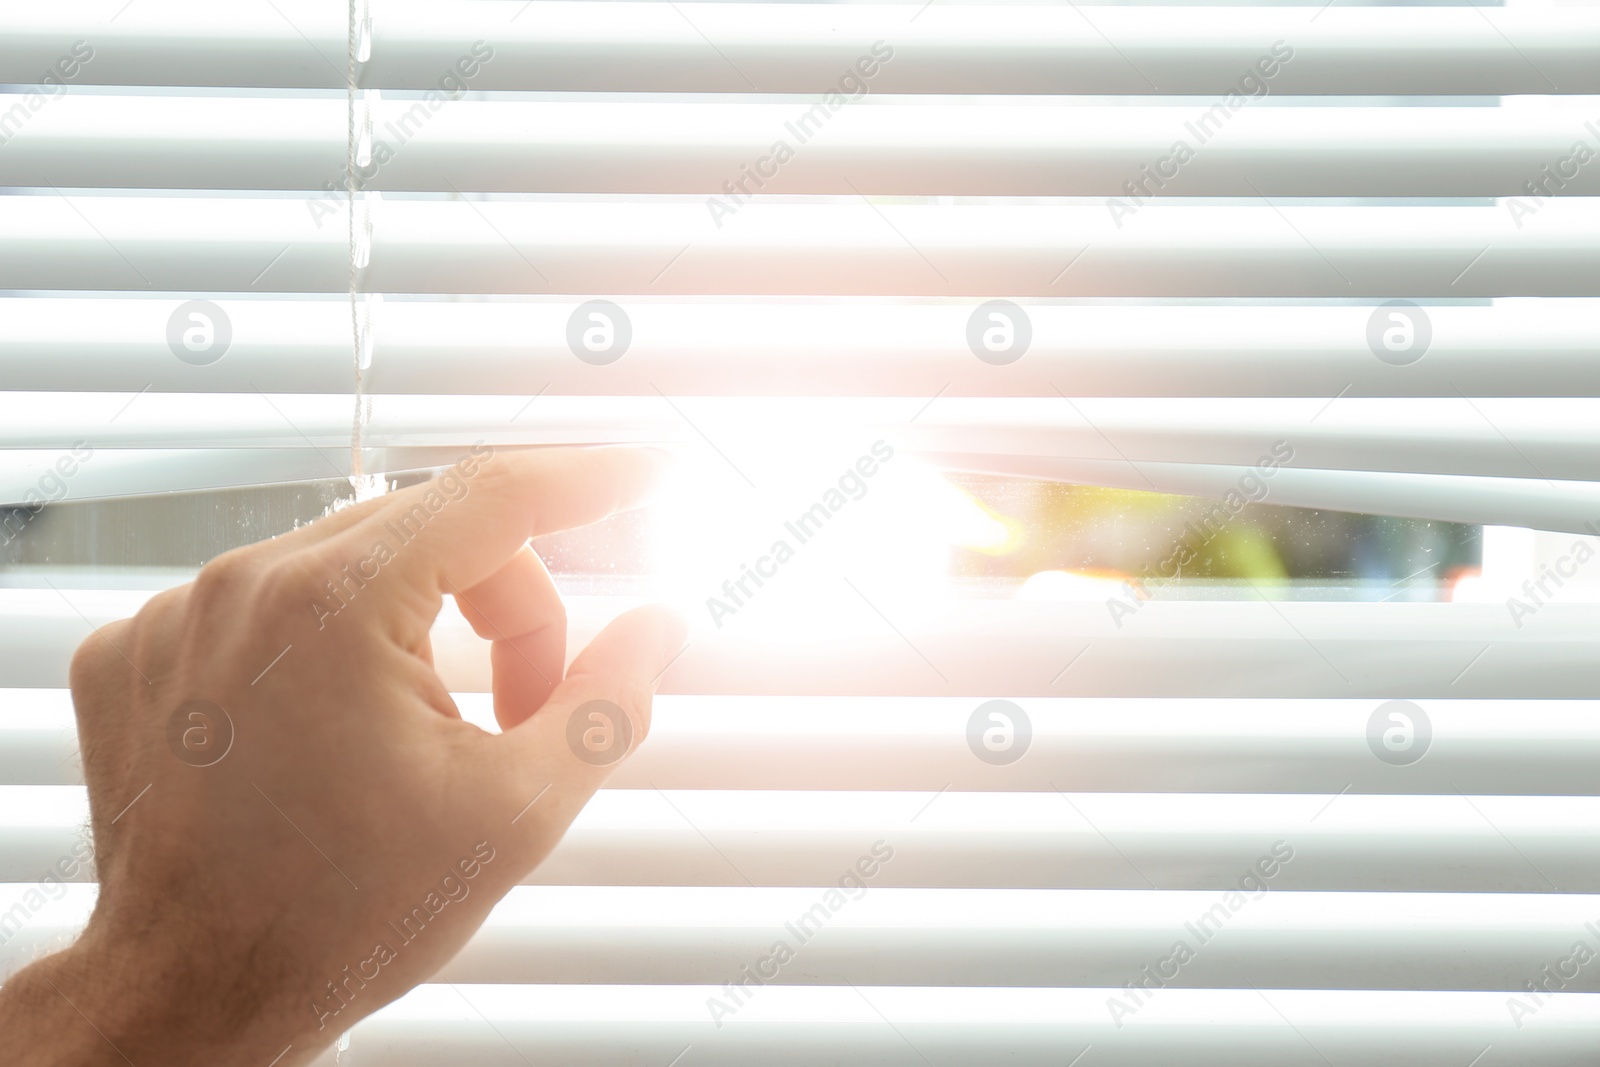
[0,446,684,1066]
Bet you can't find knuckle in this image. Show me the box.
[132,584,185,627]
[254,550,329,616]
[117,586,186,676]
[67,623,120,691]
[189,546,265,607]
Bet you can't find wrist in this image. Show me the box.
[0,926,326,1067]
[0,952,104,1067]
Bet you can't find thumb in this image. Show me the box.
[501,602,687,802]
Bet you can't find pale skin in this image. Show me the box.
[0,446,685,1065]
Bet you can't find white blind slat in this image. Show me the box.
[4,394,1595,479]
[328,985,1600,1067]
[5,3,1599,94]
[3,198,1595,297]
[11,99,1600,197]
[3,299,1599,399]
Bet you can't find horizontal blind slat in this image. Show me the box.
[368,888,1600,991]
[5,3,1598,94]
[3,299,1599,399]
[3,198,1594,297]
[4,594,1597,697]
[11,100,1600,197]
[329,985,1600,1066]
[3,394,1594,480]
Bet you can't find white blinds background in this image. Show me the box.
[4,1,1600,1064]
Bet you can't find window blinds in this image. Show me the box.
[3,2,1600,1064]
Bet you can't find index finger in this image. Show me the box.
[329,445,670,598]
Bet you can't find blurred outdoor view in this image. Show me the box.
[0,471,1482,605]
